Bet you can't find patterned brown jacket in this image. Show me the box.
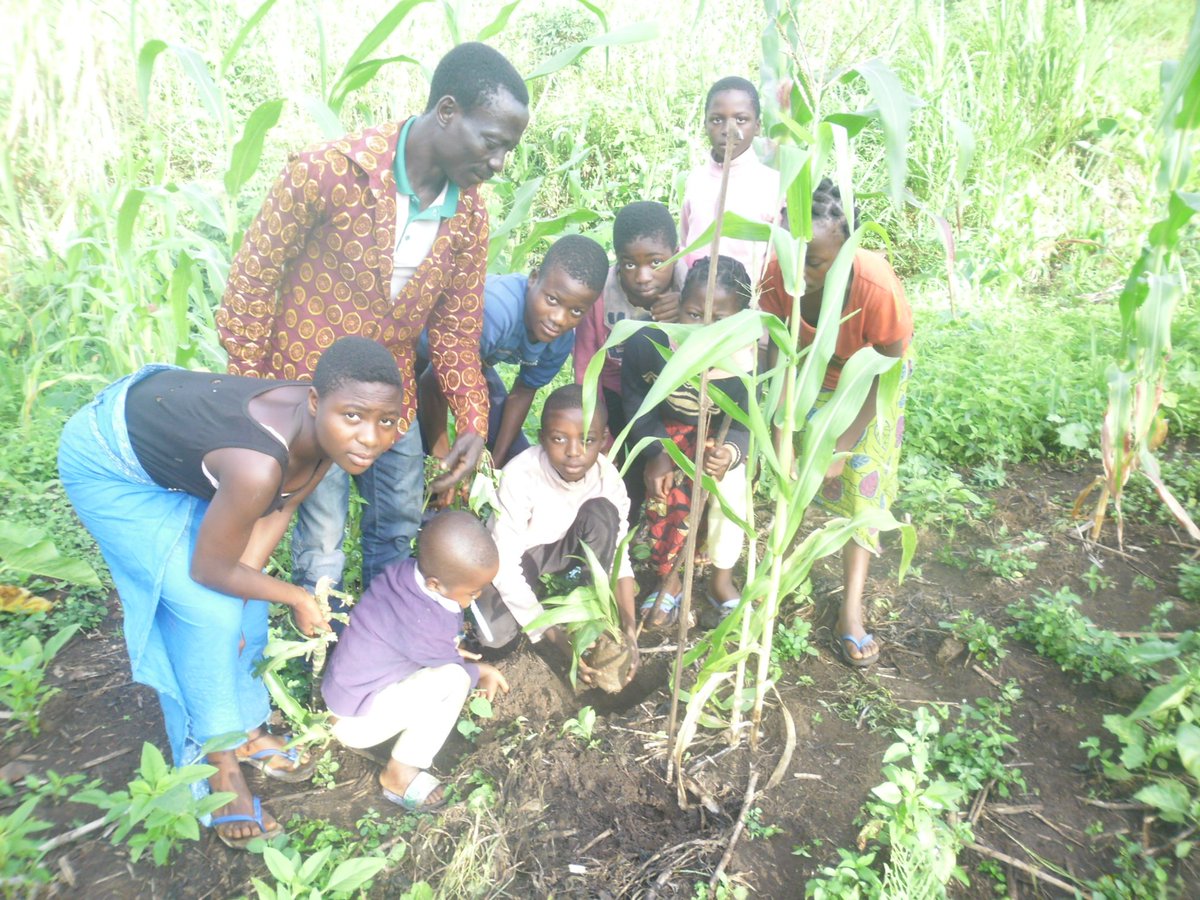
[216,120,489,436]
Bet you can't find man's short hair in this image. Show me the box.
[540,383,607,430]
[313,337,401,394]
[613,201,678,254]
[540,235,609,294]
[425,42,529,113]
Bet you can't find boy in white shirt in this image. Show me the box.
[473,385,640,688]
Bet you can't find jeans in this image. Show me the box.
[291,423,425,600]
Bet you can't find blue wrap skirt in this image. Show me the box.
[57,365,271,768]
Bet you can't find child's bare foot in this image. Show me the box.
[208,752,283,847]
[236,728,314,781]
[380,759,446,811]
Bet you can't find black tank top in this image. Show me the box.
[126,371,308,514]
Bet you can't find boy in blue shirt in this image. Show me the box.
[419,234,609,467]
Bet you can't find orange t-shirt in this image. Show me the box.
[758,249,912,390]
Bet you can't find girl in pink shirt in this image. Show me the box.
[679,77,780,283]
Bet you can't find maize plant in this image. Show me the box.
[1078,6,1200,547]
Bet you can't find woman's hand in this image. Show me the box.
[292,592,330,637]
[644,453,676,501]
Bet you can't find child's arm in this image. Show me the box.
[572,302,605,384]
[475,663,510,701]
[492,380,536,465]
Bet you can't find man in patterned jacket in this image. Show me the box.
[218,42,529,595]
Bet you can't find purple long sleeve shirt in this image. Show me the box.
[321,558,480,717]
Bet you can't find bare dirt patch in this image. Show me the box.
[4,461,1199,897]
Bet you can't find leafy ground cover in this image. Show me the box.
[5,460,1200,896]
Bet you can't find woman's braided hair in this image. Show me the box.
[812,177,861,239]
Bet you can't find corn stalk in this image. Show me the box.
[1078,7,1200,547]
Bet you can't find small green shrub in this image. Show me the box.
[0,624,79,737]
[0,797,53,892]
[1008,588,1137,683]
[1178,561,1200,604]
[251,846,388,900]
[974,528,1045,582]
[939,610,1008,667]
[74,742,233,866]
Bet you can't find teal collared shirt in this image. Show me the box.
[393,117,460,224]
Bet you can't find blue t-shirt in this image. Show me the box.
[419,273,574,389]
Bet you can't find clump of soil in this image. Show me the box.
[582,630,634,693]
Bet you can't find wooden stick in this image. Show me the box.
[969,778,994,826]
[965,841,1077,894]
[38,816,107,854]
[766,686,796,790]
[972,664,1004,688]
[709,771,759,891]
[1078,797,1150,811]
[665,111,738,768]
[80,746,134,770]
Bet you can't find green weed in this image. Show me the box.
[974,528,1046,582]
[0,797,54,893]
[931,684,1027,799]
[0,624,79,737]
[1178,562,1200,604]
[1008,588,1138,683]
[250,846,388,900]
[456,693,495,742]
[939,610,1008,668]
[74,742,233,866]
[561,705,598,746]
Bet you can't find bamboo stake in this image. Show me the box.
[665,118,739,772]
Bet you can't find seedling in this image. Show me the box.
[561,705,598,746]
[0,624,79,737]
[74,742,233,866]
[456,693,494,741]
[939,610,1007,667]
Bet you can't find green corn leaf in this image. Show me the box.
[341,0,432,76]
[225,99,284,198]
[842,58,912,209]
[672,211,773,268]
[136,40,168,114]
[507,207,600,272]
[220,0,279,76]
[526,22,659,81]
[1159,7,1200,130]
[167,43,225,124]
[477,0,522,39]
[295,93,344,138]
[167,252,195,366]
[116,189,145,259]
[328,55,421,115]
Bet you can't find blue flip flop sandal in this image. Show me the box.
[707,594,741,621]
[211,795,284,849]
[836,633,880,669]
[382,770,446,812]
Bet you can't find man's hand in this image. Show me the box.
[429,431,485,493]
[644,452,675,502]
[292,592,330,637]
[650,290,680,323]
[702,439,734,482]
[476,663,510,701]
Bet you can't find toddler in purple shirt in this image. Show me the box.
[322,510,508,811]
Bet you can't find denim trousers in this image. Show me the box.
[291,423,425,597]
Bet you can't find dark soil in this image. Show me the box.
[5,461,1200,898]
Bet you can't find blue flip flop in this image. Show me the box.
[211,795,284,849]
[707,594,741,621]
[836,633,880,669]
[238,741,315,783]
